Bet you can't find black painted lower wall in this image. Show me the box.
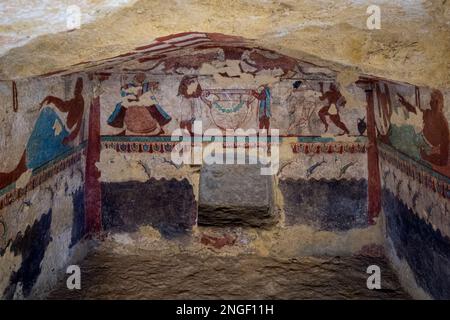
[70,187,85,248]
[102,178,197,238]
[280,179,368,231]
[1,187,86,299]
[383,188,450,299]
[2,209,53,299]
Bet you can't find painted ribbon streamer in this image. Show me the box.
[12,81,18,112]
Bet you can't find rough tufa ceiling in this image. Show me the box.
[0,0,449,89]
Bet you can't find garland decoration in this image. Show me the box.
[212,100,245,113]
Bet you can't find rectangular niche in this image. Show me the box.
[198,164,276,228]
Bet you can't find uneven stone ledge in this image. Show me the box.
[198,204,276,228]
[48,244,410,300]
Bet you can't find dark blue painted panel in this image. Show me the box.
[2,210,52,299]
[101,178,197,238]
[70,188,85,248]
[383,188,450,299]
[280,179,368,231]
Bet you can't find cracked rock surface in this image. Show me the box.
[0,0,449,89]
[49,238,409,300]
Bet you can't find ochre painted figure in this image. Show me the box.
[286,80,320,135]
[318,82,350,136]
[398,89,449,168]
[107,73,172,135]
[251,85,271,130]
[0,78,85,190]
[178,75,204,134]
[40,77,84,144]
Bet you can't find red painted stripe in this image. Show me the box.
[137,54,167,63]
[112,51,138,58]
[365,87,381,225]
[134,33,208,51]
[135,41,164,51]
[207,33,246,43]
[139,40,212,57]
[142,44,177,54]
[171,40,212,49]
[155,31,207,42]
[39,69,69,77]
[85,96,102,234]
[168,36,210,46]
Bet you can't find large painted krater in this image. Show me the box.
[203,89,256,130]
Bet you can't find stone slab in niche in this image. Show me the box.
[280,178,368,231]
[198,164,275,227]
[102,178,197,238]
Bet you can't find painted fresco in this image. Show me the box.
[97,43,371,234]
[1,30,449,300]
[374,80,450,299]
[96,43,372,235]
[107,73,171,135]
[96,44,373,233]
[0,74,90,299]
[286,80,322,135]
[1,31,449,300]
[100,64,366,139]
[374,81,450,177]
[95,42,367,138]
[317,82,350,135]
[0,77,87,191]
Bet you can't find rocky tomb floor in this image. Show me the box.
[49,239,410,300]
